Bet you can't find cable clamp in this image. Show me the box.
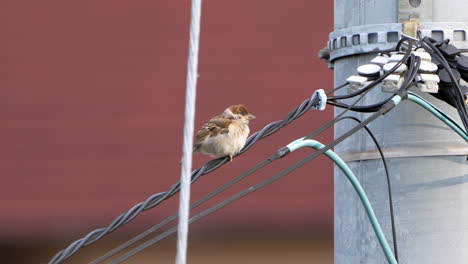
[382,74,404,93]
[312,89,327,111]
[269,146,291,160]
[416,74,440,93]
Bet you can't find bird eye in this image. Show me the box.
[241,112,247,115]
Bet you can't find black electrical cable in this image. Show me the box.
[327,100,387,113]
[307,90,372,141]
[51,38,415,264]
[93,115,396,264]
[109,96,404,263]
[97,115,399,264]
[328,37,413,101]
[307,54,418,143]
[422,38,468,109]
[90,81,390,263]
[327,54,421,113]
[335,116,398,262]
[310,40,415,142]
[88,152,288,264]
[48,95,322,264]
[51,69,392,264]
[326,82,349,95]
[421,37,468,131]
[305,51,414,143]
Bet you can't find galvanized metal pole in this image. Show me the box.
[328,0,468,263]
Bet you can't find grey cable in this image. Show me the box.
[89,83,373,263]
[50,40,414,264]
[109,98,401,263]
[89,115,396,264]
[101,40,415,264]
[88,157,277,264]
[48,92,322,264]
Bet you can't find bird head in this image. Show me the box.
[224,104,255,123]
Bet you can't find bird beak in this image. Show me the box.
[248,114,256,120]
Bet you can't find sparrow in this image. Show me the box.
[193,104,255,161]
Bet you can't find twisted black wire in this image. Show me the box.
[48,94,321,264]
[108,96,404,263]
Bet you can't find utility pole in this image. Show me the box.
[327,0,468,263]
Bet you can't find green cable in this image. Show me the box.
[407,92,468,142]
[287,139,398,264]
[408,92,466,133]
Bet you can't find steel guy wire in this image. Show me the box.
[176,0,202,263]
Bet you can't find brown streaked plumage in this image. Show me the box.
[193,104,255,161]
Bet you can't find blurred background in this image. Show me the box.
[1,1,333,263]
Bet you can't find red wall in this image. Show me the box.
[0,1,333,240]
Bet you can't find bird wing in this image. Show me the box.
[193,116,231,151]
